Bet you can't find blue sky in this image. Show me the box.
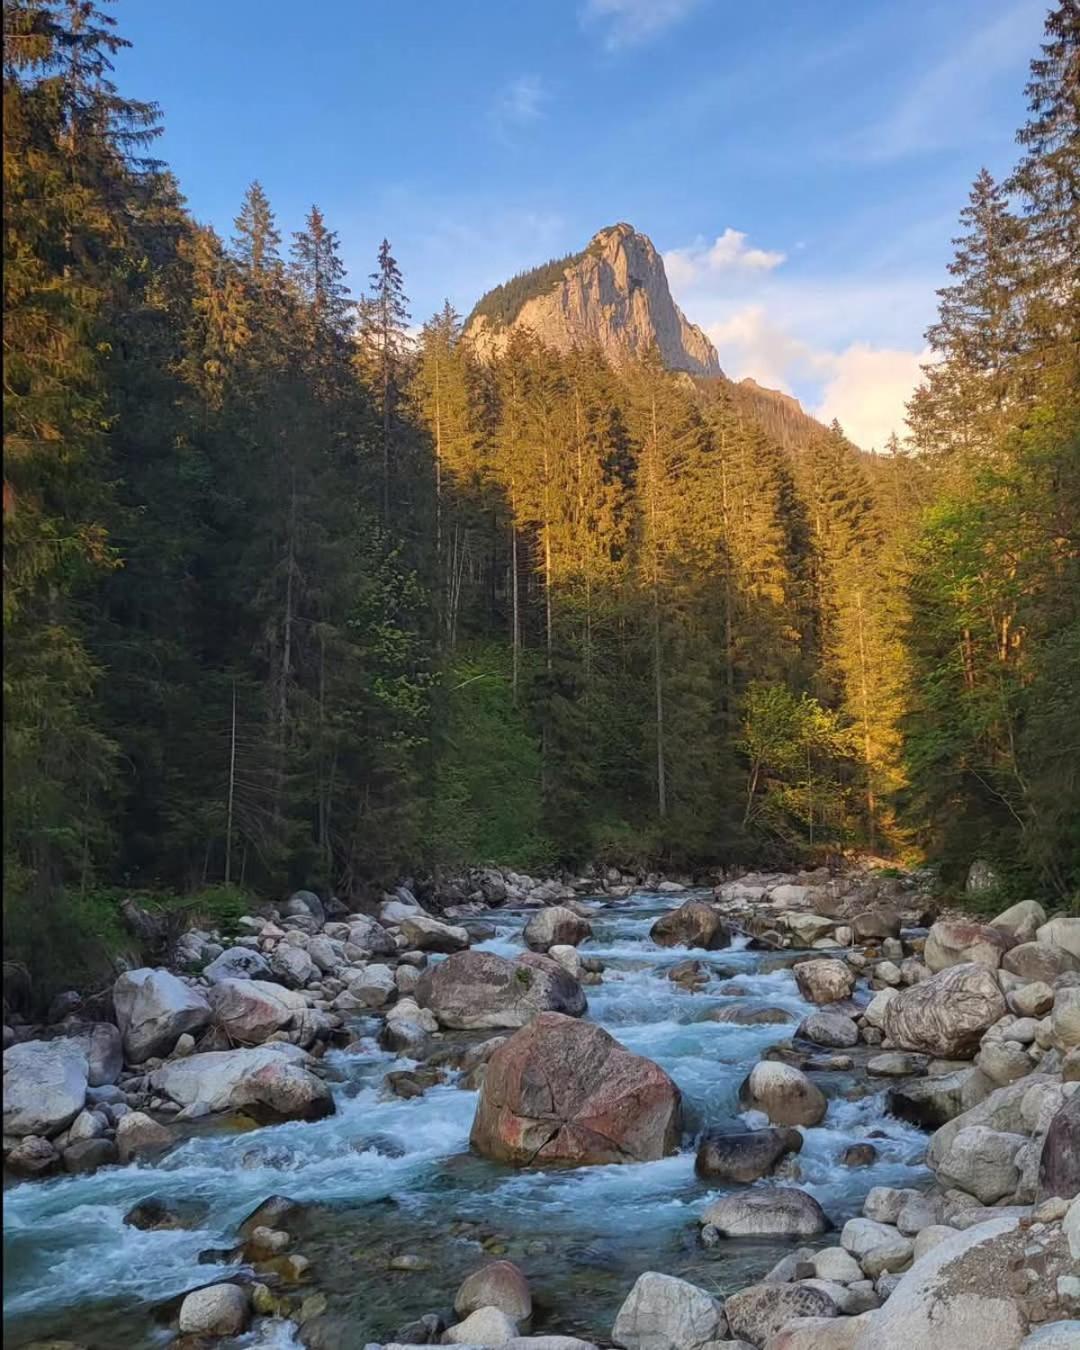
[112,0,1047,450]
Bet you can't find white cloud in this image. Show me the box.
[493,75,549,132]
[704,304,927,452]
[582,0,703,51]
[665,229,787,287]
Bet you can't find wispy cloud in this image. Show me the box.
[582,0,703,51]
[492,74,549,136]
[665,229,787,287]
[843,0,1043,161]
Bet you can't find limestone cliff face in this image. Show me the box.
[465,223,722,376]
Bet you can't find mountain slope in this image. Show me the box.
[464,223,722,376]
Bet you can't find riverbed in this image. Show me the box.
[3,890,929,1347]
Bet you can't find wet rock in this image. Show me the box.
[924,921,1014,973]
[886,1069,977,1128]
[851,1217,1025,1350]
[5,1135,60,1176]
[702,1187,829,1238]
[470,1012,681,1166]
[455,1260,532,1321]
[177,1282,250,1336]
[204,947,273,983]
[741,1060,828,1127]
[884,963,1007,1059]
[238,1194,302,1238]
[208,978,307,1045]
[3,1038,88,1136]
[113,968,212,1063]
[416,951,586,1030]
[611,1271,727,1349]
[149,1043,333,1122]
[62,1137,117,1173]
[793,959,856,1005]
[115,1110,174,1163]
[695,1125,803,1182]
[840,1143,878,1167]
[724,1282,838,1346]
[667,960,708,990]
[124,1196,208,1230]
[798,1011,858,1048]
[523,907,592,952]
[649,901,729,951]
[708,1005,794,1026]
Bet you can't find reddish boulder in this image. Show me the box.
[415,950,586,1030]
[469,1012,681,1166]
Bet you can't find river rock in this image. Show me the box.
[867,1052,926,1077]
[935,1125,1027,1203]
[840,1219,914,1277]
[523,907,592,952]
[975,1039,1034,1086]
[741,1060,827,1126]
[115,1110,174,1163]
[863,987,898,1029]
[208,979,307,1044]
[456,1261,532,1321]
[63,1136,118,1173]
[724,1282,838,1346]
[793,959,855,1005]
[5,1135,61,1176]
[470,1012,681,1165]
[204,947,272,983]
[269,943,317,989]
[398,913,471,953]
[851,1217,1026,1350]
[113,968,212,1063]
[178,1282,250,1336]
[924,921,1014,973]
[611,1271,727,1349]
[883,963,1006,1058]
[1037,917,1080,960]
[445,1306,519,1343]
[149,1043,333,1122]
[702,1187,829,1238]
[798,1011,859,1048]
[649,901,729,951]
[1038,1093,1080,1200]
[708,1005,794,1026]
[416,951,586,1030]
[3,1038,89,1136]
[1002,942,1079,982]
[695,1126,803,1182]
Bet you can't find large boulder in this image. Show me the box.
[1038,1093,1080,1201]
[924,921,1013,973]
[149,1044,333,1122]
[793,959,856,1005]
[741,1060,828,1127]
[523,907,592,952]
[469,1012,681,1166]
[695,1125,803,1182]
[883,963,1006,1058]
[840,1218,914,1277]
[990,901,1046,944]
[725,1283,838,1347]
[207,979,308,1045]
[852,1218,1026,1350]
[268,943,316,989]
[3,1039,88,1136]
[398,913,471,953]
[611,1271,727,1349]
[51,1021,122,1087]
[416,951,586,1030]
[113,968,212,1063]
[649,901,729,951]
[178,1283,250,1336]
[701,1187,829,1238]
[203,947,272,983]
[1002,942,1079,982]
[1036,917,1080,960]
[935,1125,1028,1203]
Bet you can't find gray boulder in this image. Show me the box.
[398,913,471,953]
[935,1125,1028,1203]
[416,950,586,1030]
[741,1060,827,1127]
[178,1283,250,1336]
[611,1271,727,1349]
[204,946,272,983]
[702,1187,829,1238]
[207,978,307,1044]
[523,906,592,952]
[149,1043,333,1122]
[798,1011,859,1048]
[3,1038,88,1136]
[113,968,212,1062]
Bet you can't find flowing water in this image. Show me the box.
[3,891,929,1348]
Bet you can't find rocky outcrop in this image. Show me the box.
[416,950,587,1030]
[883,962,1006,1058]
[469,1012,681,1166]
[464,224,721,377]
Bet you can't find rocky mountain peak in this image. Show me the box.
[464,224,722,377]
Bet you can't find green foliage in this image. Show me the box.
[466,250,584,328]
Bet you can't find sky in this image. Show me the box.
[112,0,1048,452]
